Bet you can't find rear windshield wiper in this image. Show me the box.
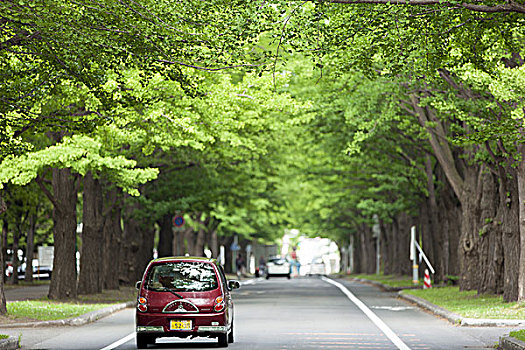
[157,287,183,299]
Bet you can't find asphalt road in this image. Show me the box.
[2,276,518,350]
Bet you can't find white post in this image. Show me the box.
[410,226,419,285]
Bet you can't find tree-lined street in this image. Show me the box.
[1,1,525,347]
[1,277,516,349]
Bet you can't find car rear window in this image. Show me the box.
[145,261,218,292]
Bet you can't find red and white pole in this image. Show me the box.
[423,269,432,289]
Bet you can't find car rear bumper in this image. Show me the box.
[136,312,228,337]
[267,267,290,274]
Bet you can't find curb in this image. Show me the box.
[398,292,463,324]
[0,301,134,329]
[398,291,525,327]
[0,336,18,350]
[499,336,525,350]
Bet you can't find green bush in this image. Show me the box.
[510,330,525,342]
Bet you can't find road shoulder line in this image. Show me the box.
[321,276,411,350]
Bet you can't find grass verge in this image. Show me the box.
[349,273,414,288]
[510,330,525,342]
[3,286,136,322]
[7,300,116,321]
[404,287,525,319]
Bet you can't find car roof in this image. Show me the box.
[149,256,218,265]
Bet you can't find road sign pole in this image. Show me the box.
[411,226,419,285]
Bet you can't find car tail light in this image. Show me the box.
[137,297,148,312]
[214,296,225,312]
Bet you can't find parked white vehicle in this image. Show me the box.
[306,257,326,276]
[265,256,291,279]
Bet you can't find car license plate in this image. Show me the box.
[170,320,192,330]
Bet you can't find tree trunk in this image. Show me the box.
[78,172,104,295]
[457,165,483,291]
[352,232,362,274]
[102,187,122,290]
[194,228,205,257]
[499,168,520,301]
[391,213,412,276]
[425,156,443,283]
[438,170,461,279]
[382,221,394,275]
[172,227,184,256]
[2,220,6,284]
[10,226,20,285]
[184,228,194,255]
[120,203,154,285]
[419,201,435,279]
[517,144,525,301]
[24,213,36,283]
[120,214,141,284]
[210,229,218,259]
[157,214,173,258]
[359,224,376,274]
[220,235,234,273]
[0,221,8,314]
[476,168,503,295]
[48,168,78,300]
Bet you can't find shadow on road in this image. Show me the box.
[149,338,222,349]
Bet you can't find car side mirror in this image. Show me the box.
[135,281,142,290]
[228,280,240,290]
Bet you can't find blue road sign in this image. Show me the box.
[173,216,185,227]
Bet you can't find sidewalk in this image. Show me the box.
[4,284,49,302]
[343,276,525,350]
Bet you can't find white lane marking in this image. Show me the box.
[100,332,135,350]
[321,277,411,350]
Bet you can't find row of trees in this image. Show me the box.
[276,0,525,302]
[0,0,524,317]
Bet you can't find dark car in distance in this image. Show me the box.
[135,257,240,348]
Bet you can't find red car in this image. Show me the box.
[135,257,240,348]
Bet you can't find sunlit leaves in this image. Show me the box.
[0,135,158,196]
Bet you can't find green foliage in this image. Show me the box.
[274,58,429,244]
[2,0,525,271]
[0,135,158,196]
[510,330,525,342]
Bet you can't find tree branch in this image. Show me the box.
[322,0,525,13]
[35,175,59,209]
